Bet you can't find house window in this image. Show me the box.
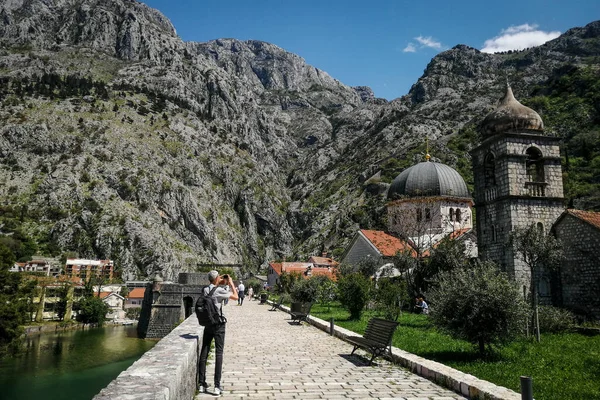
[491,225,496,242]
[416,208,422,222]
[484,153,496,187]
[449,208,454,221]
[425,208,431,221]
[526,147,544,182]
[455,209,461,223]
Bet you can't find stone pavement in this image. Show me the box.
[195,299,465,400]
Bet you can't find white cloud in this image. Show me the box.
[415,36,443,50]
[481,24,561,53]
[403,43,416,53]
[402,35,444,54]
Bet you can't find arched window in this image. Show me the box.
[491,225,496,242]
[537,222,544,233]
[484,153,496,188]
[425,208,431,221]
[455,209,461,223]
[449,208,454,221]
[416,208,422,222]
[526,147,544,182]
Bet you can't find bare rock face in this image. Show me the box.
[0,0,598,280]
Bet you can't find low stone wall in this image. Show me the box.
[94,315,202,400]
[273,302,521,400]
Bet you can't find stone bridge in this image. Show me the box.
[95,298,522,400]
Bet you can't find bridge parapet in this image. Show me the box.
[94,315,202,400]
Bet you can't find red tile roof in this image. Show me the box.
[566,209,600,230]
[268,262,337,280]
[127,288,146,299]
[308,256,339,267]
[360,229,416,257]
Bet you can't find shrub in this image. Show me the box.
[429,261,528,356]
[277,271,302,295]
[315,277,337,311]
[337,272,371,320]
[374,278,410,321]
[290,278,319,303]
[537,306,576,333]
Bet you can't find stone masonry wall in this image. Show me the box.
[94,314,202,400]
[554,215,600,319]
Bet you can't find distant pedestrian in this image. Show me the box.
[198,271,238,396]
[247,286,254,300]
[237,281,245,306]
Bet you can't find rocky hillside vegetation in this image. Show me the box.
[0,0,598,280]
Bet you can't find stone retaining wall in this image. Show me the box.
[94,314,202,400]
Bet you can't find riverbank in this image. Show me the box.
[23,320,138,336]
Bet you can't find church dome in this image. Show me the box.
[480,85,544,138]
[388,161,470,200]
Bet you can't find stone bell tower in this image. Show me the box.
[471,85,565,292]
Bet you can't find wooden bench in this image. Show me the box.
[269,296,284,311]
[290,302,313,324]
[346,318,399,365]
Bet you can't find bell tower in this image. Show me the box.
[471,85,564,290]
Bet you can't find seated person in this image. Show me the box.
[414,297,429,314]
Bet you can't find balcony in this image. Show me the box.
[525,182,547,197]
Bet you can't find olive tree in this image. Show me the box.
[429,261,528,356]
[510,224,563,341]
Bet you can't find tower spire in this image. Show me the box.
[425,136,431,161]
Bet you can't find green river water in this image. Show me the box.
[0,325,156,400]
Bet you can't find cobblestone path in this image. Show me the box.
[195,299,465,400]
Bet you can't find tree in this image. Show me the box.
[276,271,302,295]
[315,277,337,312]
[510,224,563,341]
[76,296,109,326]
[419,237,469,292]
[429,261,528,356]
[337,272,371,320]
[373,278,409,321]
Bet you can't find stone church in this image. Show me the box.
[344,84,600,320]
[472,85,600,320]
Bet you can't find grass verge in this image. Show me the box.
[310,303,600,400]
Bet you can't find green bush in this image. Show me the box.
[290,278,319,303]
[374,278,410,321]
[337,272,371,320]
[537,305,576,333]
[429,261,528,355]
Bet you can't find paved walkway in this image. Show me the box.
[195,299,465,400]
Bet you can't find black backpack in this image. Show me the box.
[195,286,227,326]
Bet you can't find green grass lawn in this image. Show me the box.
[310,303,600,400]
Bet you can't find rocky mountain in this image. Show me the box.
[0,0,598,280]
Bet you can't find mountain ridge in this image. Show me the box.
[0,0,598,280]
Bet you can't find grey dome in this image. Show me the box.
[388,162,470,199]
[480,85,544,138]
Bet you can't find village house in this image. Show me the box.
[125,287,146,309]
[95,292,126,320]
[10,257,62,277]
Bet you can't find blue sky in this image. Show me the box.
[141,0,598,100]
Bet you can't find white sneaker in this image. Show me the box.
[213,387,222,396]
[198,385,208,393]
